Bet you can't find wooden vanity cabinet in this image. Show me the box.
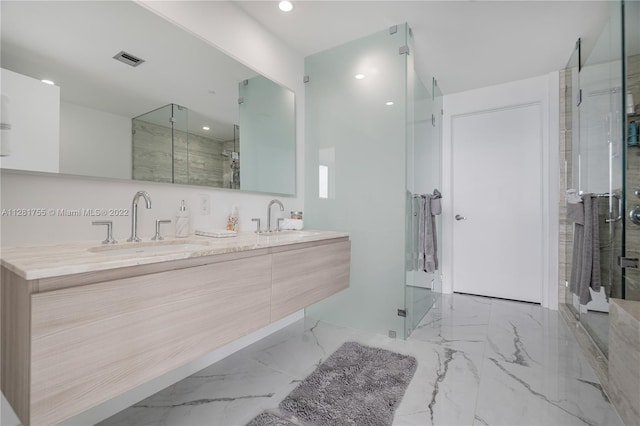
[1,237,350,426]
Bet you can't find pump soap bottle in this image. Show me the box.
[176,200,189,237]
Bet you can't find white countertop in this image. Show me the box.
[0,230,349,280]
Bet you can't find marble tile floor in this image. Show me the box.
[96,293,622,426]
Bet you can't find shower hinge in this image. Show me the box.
[618,256,639,269]
[576,89,582,107]
[243,79,249,86]
[431,114,435,127]
[399,45,410,55]
[303,75,310,83]
[389,25,398,35]
[238,97,244,105]
[169,117,176,124]
[397,309,407,317]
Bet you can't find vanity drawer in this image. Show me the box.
[29,255,271,425]
[271,240,350,321]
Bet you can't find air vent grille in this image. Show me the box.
[113,51,145,67]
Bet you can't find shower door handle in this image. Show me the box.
[630,206,640,225]
[455,214,466,221]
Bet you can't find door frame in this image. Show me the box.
[441,73,560,310]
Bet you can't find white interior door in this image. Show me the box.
[452,103,543,303]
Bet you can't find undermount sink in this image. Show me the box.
[88,240,209,256]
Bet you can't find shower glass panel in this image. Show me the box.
[238,75,295,194]
[623,0,640,301]
[563,42,580,316]
[305,24,413,337]
[566,2,624,357]
[132,104,175,183]
[432,79,443,295]
[404,75,442,338]
[172,104,190,185]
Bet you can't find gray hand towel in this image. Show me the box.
[567,202,584,225]
[569,194,601,305]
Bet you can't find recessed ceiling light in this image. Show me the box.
[385,101,394,106]
[354,74,365,80]
[202,126,210,131]
[41,79,55,85]
[279,1,293,12]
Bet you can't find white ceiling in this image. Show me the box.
[1,1,259,140]
[235,0,612,94]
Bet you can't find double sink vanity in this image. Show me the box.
[1,229,350,425]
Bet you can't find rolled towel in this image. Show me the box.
[566,189,582,204]
[430,189,442,215]
[280,218,303,230]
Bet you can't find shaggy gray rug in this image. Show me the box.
[248,341,417,426]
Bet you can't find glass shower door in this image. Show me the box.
[403,61,443,337]
[565,1,624,357]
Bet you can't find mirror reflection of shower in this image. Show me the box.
[132,103,239,188]
[222,124,240,189]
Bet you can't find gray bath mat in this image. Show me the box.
[277,341,417,426]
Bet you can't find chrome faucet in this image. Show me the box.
[127,190,152,242]
[266,199,284,232]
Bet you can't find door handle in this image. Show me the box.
[455,214,466,221]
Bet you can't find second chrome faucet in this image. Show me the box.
[128,190,152,242]
[266,199,284,233]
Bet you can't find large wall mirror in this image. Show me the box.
[0,1,296,195]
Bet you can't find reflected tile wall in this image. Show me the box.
[132,120,229,187]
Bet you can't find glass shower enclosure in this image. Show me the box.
[132,103,239,188]
[304,23,442,339]
[563,0,640,357]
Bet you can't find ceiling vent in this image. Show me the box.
[113,51,145,67]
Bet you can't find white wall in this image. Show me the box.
[59,102,132,180]
[0,68,60,173]
[441,73,560,310]
[0,2,305,424]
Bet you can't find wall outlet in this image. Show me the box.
[199,194,210,215]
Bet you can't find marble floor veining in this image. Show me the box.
[97,293,622,426]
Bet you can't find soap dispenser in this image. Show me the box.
[226,205,239,231]
[176,200,189,238]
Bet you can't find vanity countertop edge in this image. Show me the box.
[0,230,349,281]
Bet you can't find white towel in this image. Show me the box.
[280,219,303,230]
